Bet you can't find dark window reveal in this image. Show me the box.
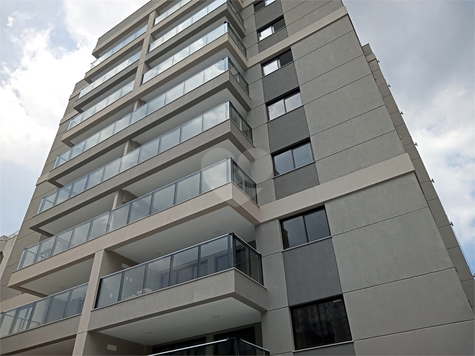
[258,17,286,41]
[273,142,313,175]
[262,50,293,75]
[281,207,330,248]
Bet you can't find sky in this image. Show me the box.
[0,0,473,270]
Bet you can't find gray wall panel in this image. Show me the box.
[263,63,299,103]
[255,0,284,30]
[268,107,309,153]
[258,28,288,52]
[274,163,319,200]
[284,238,342,306]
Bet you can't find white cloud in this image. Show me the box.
[6,16,15,28]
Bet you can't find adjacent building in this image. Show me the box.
[1,0,473,354]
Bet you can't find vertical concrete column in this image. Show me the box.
[73,250,135,355]
[133,12,156,91]
[112,189,138,209]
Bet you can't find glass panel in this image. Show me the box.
[203,103,226,130]
[1,310,16,336]
[284,92,302,113]
[99,124,115,143]
[170,247,198,285]
[267,99,285,120]
[234,239,250,276]
[54,186,71,205]
[120,149,139,172]
[258,26,273,41]
[94,98,107,113]
[11,305,33,333]
[273,18,286,31]
[114,115,130,133]
[293,143,313,168]
[130,104,148,124]
[199,236,229,277]
[102,159,121,181]
[274,150,294,175]
[180,116,202,141]
[36,238,55,262]
[129,195,152,224]
[88,213,109,240]
[204,60,226,81]
[109,204,130,231]
[45,291,69,323]
[192,7,207,23]
[29,298,50,328]
[70,176,88,197]
[143,69,156,83]
[304,209,331,242]
[159,128,180,152]
[165,84,184,104]
[175,173,200,203]
[254,0,265,11]
[207,24,226,43]
[145,256,171,292]
[83,106,96,119]
[151,185,175,213]
[279,50,293,66]
[85,167,104,189]
[138,139,160,163]
[52,230,73,255]
[173,47,190,63]
[20,245,39,269]
[40,192,56,211]
[232,164,245,191]
[244,175,256,202]
[263,59,279,75]
[147,94,165,114]
[70,222,91,248]
[184,72,204,93]
[201,161,227,193]
[282,216,307,248]
[120,265,146,301]
[249,249,262,284]
[64,285,87,317]
[157,57,173,74]
[96,273,122,307]
[189,37,206,53]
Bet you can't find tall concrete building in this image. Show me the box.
[0,0,473,354]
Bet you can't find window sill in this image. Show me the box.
[294,340,354,354]
[283,234,332,252]
[272,160,315,179]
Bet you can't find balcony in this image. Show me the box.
[68,80,135,130]
[40,103,251,214]
[96,233,262,308]
[144,23,246,84]
[79,51,141,99]
[0,283,87,338]
[149,0,244,54]
[20,158,257,271]
[91,24,147,69]
[154,0,192,26]
[151,338,270,355]
[55,57,248,168]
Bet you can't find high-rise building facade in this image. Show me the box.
[0,0,473,354]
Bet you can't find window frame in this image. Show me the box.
[280,206,330,249]
[262,50,293,76]
[290,296,352,350]
[272,141,314,176]
[267,91,302,121]
[258,17,286,41]
[254,0,276,12]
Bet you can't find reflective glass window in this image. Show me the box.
[109,204,130,231]
[114,115,130,133]
[281,207,330,248]
[160,128,180,152]
[11,305,33,333]
[282,215,307,248]
[36,238,55,262]
[86,167,104,189]
[65,285,87,317]
[147,94,165,114]
[234,239,250,276]
[29,298,50,328]
[69,222,91,248]
[138,139,160,163]
[304,209,331,243]
[129,195,152,224]
[120,149,139,172]
[184,72,204,93]
[88,213,109,240]
[54,186,71,205]
[45,291,69,323]
[175,173,200,203]
[120,265,146,301]
[170,247,198,285]
[293,142,313,168]
[273,142,313,175]
[273,149,294,175]
[201,161,228,193]
[203,103,226,130]
[151,185,175,213]
[102,159,121,181]
[1,310,16,336]
[99,123,115,143]
[267,100,285,120]
[70,176,88,197]
[96,273,122,307]
[52,230,73,255]
[199,236,229,277]
[284,92,302,112]
[180,117,202,141]
[165,84,184,104]
[145,257,171,292]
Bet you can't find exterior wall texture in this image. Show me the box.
[0,0,473,355]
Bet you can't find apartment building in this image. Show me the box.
[0,0,473,354]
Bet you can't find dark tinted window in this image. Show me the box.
[267,91,302,120]
[291,297,352,349]
[254,0,265,11]
[273,142,313,175]
[281,207,330,248]
[273,17,286,31]
[262,50,293,75]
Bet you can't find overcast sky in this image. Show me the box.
[0,0,473,270]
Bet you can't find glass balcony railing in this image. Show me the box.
[154,0,192,26]
[144,23,245,84]
[68,80,135,130]
[40,102,251,213]
[0,284,87,338]
[91,25,147,69]
[96,233,262,308]
[80,52,141,98]
[149,0,243,53]
[54,57,248,168]
[152,338,270,355]
[22,159,257,270]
